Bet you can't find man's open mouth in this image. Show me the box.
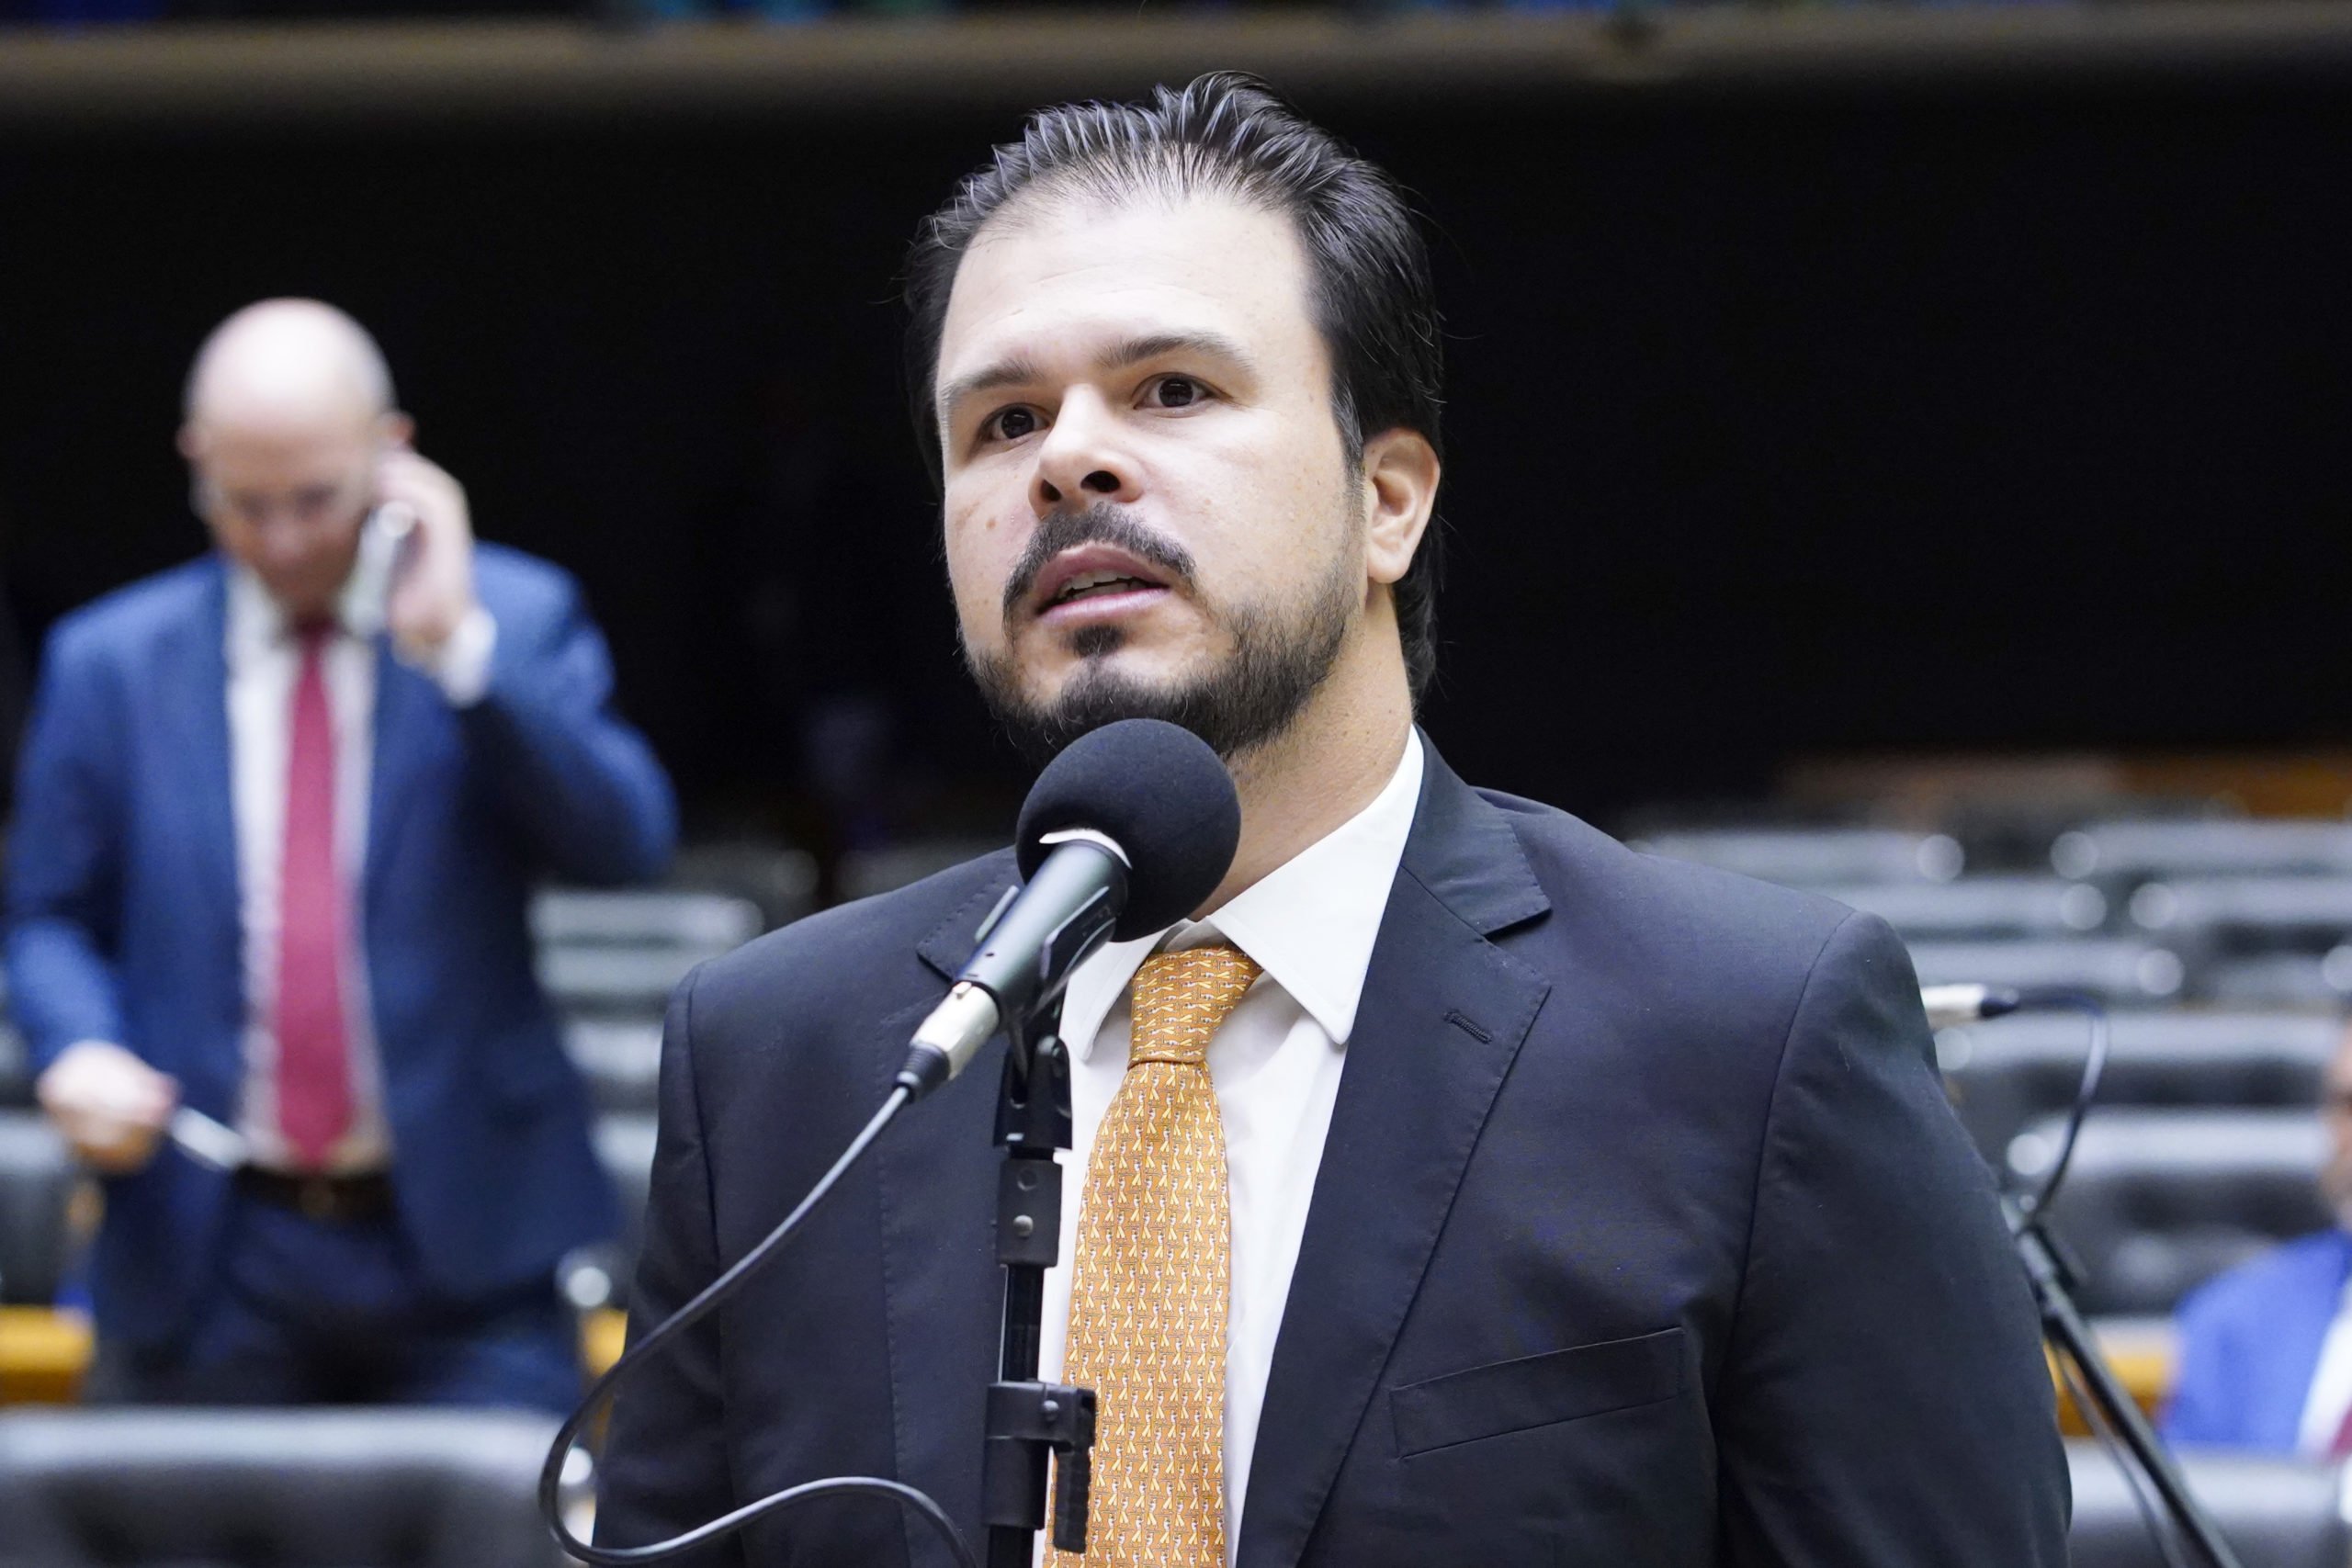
[1029,545,1177,621]
[1048,570,1161,608]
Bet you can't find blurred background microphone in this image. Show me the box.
[1922,984,2025,1031]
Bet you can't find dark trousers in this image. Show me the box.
[87,1185,582,1415]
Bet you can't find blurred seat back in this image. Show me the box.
[2054,819,2352,884]
[1634,827,1964,887]
[1821,875,2109,940]
[2067,1440,2348,1568]
[1940,1010,2336,1165]
[531,888,762,1016]
[561,1112,658,1314]
[531,888,762,951]
[2131,875,2352,948]
[1908,938,2186,1005]
[2202,953,2352,1008]
[664,841,819,931]
[839,838,1006,903]
[0,1111,73,1305]
[0,1406,564,1568]
[564,1016,663,1114]
[2016,1110,2331,1316]
[0,1025,29,1110]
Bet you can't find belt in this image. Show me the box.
[234,1165,397,1224]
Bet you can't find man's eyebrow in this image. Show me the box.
[1102,332,1258,378]
[936,355,1046,421]
[936,332,1259,420]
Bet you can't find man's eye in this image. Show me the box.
[1150,376,1204,409]
[986,407,1041,442]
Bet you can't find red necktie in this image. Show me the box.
[274,624,353,1169]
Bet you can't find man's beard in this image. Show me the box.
[964,502,1357,768]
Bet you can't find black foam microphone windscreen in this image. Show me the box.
[1013,718,1241,940]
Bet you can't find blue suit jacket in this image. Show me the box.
[2165,1229,2352,1451]
[597,740,2069,1567]
[5,546,678,1348]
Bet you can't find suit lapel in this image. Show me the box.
[167,564,240,908]
[885,867,1023,1563]
[364,645,437,895]
[1238,747,1553,1568]
[158,564,243,1112]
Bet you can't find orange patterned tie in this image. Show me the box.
[1055,943,1261,1568]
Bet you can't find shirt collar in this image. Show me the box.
[221,511,400,659]
[1057,728,1425,1062]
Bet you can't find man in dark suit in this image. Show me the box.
[598,74,2067,1564]
[2165,1019,2352,1452]
[7,298,676,1410]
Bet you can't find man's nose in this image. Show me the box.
[1030,394,1142,517]
[253,513,319,566]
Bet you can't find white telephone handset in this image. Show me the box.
[364,499,421,631]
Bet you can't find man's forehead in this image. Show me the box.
[195,412,378,479]
[936,190,1318,383]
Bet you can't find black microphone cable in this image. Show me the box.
[2054,1342,2193,1568]
[1975,988,2213,1568]
[1990,991,2159,1555]
[536,1074,979,1568]
[2004,988,2110,1224]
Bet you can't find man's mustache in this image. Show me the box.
[1001,504,1196,620]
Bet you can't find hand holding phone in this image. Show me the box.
[372,446,479,661]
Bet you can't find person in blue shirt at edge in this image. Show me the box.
[5,299,677,1410]
[2166,1018,2352,1453]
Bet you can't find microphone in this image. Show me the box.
[1920,983,2024,1030]
[899,718,1241,1099]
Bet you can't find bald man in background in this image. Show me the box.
[5,299,677,1409]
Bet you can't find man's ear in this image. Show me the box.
[378,411,417,449]
[1362,428,1441,588]
[176,423,204,463]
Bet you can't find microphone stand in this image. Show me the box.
[981,996,1097,1567]
[2013,1203,2244,1568]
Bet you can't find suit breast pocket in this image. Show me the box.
[1388,1327,1686,1459]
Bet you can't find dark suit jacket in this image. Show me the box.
[598,741,2069,1566]
[5,547,678,1347]
[2165,1229,2352,1452]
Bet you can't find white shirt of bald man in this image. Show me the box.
[221,513,496,1174]
[1035,728,1425,1568]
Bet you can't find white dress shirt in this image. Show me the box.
[222,518,496,1174]
[1035,729,1424,1567]
[2297,1271,2352,1454]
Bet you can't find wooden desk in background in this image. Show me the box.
[0,1306,94,1404]
[0,1305,632,1406]
[2052,1318,2177,1436]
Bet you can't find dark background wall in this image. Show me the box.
[1,62,2346,845]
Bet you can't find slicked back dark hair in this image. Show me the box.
[904,71,1446,702]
